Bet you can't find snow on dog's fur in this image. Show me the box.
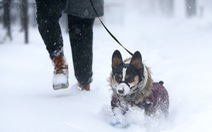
[108,50,169,126]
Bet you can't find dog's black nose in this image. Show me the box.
[118,89,124,94]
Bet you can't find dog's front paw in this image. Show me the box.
[110,115,129,128]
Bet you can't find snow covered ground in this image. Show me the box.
[1,3,212,132]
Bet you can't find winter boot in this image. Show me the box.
[78,82,90,91]
[52,52,69,90]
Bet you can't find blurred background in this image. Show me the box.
[0,0,212,44]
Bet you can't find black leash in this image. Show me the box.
[89,0,133,56]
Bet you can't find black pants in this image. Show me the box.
[35,0,94,84]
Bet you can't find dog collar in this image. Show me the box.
[137,81,143,88]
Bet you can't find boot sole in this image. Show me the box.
[53,83,69,90]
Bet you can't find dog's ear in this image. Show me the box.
[112,50,123,68]
[130,51,143,70]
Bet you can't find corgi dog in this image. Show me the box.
[109,50,169,126]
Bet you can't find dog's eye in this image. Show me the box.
[114,74,122,82]
[127,78,134,83]
[125,76,134,83]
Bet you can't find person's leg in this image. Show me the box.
[35,0,69,89]
[68,15,95,90]
[35,0,65,58]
